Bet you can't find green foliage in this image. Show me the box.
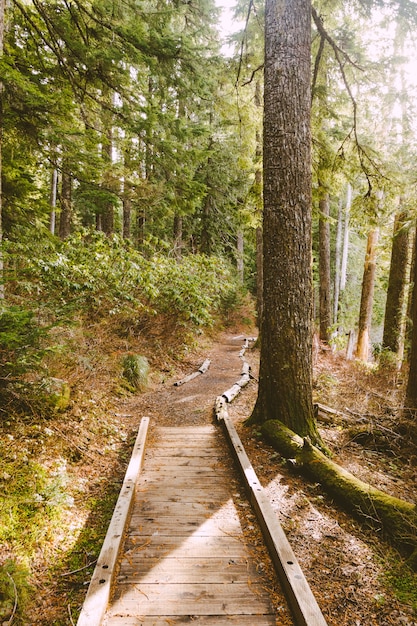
[0,306,44,379]
[27,230,240,329]
[383,559,417,611]
[0,450,72,557]
[122,354,149,392]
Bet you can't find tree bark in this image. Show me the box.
[382,207,409,354]
[262,419,417,564]
[318,192,331,342]
[250,0,320,444]
[333,196,343,325]
[200,192,213,256]
[122,195,131,241]
[254,81,263,326]
[340,183,352,292]
[256,226,263,327]
[404,224,417,412]
[59,166,72,239]
[356,228,379,361]
[49,168,58,235]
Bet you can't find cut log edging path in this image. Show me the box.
[77,336,328,626]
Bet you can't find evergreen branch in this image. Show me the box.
[311,6,364,71]
[241,63,264,87]
[311,5,384,196]
[312,33,325,101]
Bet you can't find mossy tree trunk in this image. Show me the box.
[262,419,417,564]
[356,227,379,361]
[383,207,410,354]
[59,164,72,240]
[249,0,320,445]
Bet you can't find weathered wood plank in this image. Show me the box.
[139,474,238,487]
[148,447,223,457]
[135,486,232,501]
[108,582,274,615]
[124,535,249,560]
[132,500,233,517]
[128,513,242,536]
[156,426,217,435]
[105,615,276,625]
[143,454,226,466]
[116,556,256,584]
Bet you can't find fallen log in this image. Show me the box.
[174,359,211,386]
[261,419,417,567]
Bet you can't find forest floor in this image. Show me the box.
[2,318,417,625]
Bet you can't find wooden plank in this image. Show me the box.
[116,556,256,584]
[148,447,222,457]
[132,500,232,517]
[77,417,150,626]
[128,514,242,536]
[156,426,217,435]
[152,435,219,445]
[108,582,274,615]
[138,467,230,477]
[221,415,328,626]
[141,457,226,468]
[135,486,232,501]
[139,474,237,487]
[123,535,249,560]
[105,615,276,625]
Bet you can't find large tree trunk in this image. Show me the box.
[382,206,410,354]
[318,192,331,342]
[59,166,72,239]
[356,227,379,361]
[250,0,320,444]
[262,420,417,565]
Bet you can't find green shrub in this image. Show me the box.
[0,305,49,414]
[27,230,241,329]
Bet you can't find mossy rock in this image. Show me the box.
[122,354,149,392]
[42,377,71,412]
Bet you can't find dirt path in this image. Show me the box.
[121,333,249,428]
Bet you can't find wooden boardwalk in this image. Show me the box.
[102,424,279,625]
